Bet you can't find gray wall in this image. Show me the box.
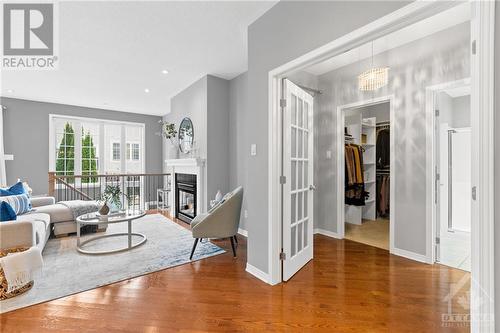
[229,72,249,230]
[163,74,231,208]
[207,75,230,203]
[438,93,471,128]
[357,102,390,123]
[164,76,208,160]
[0,97,162,195]
[451,95,471,128]
[316,22,469,255]
[246,0,409,273]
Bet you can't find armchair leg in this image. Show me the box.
[229,236,237,258]
[190,238,199,260]
[233,235,238,244]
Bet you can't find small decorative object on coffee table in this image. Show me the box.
[76,210,146,255]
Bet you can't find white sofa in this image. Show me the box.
[0,197,105,252]
[0,197,54,252]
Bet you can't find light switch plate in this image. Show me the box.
[326,150,332,159]
[250,144,257,156]
[244,210,248,218]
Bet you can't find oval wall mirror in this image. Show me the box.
[178,117,194,154]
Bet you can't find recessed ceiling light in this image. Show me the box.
[144,88,150,93]
[7,89,13,93]
[161,69,169,74]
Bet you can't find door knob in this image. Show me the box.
[309,184,316,191]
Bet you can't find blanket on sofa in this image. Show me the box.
[58,200,98,220]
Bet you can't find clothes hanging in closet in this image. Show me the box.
[376,174,390,217]
[345,144,368,206]
[376,128,390,169]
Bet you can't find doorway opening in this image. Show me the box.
[430,80,472,271]
[340,98,393,251]
[267,2,494,327]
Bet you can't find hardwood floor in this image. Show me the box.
[0,213,470,332]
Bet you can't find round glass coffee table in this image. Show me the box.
[76,210,147,255]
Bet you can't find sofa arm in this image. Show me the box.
[0,220,35,250]
[31,196,56,208]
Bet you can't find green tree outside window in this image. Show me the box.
[55,122,98,183]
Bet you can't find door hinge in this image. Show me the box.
[280,99,287,108]
[436,237,440,245]
[472,40,476,55]
[280,252,286,260]
[472,186,477,201]
[435,109,440,117]
[280,176,286,184]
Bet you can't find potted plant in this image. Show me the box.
[99,184,123,215]
[158,120,179,158]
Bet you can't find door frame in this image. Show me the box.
[336,95,395,254]
[425,78,471,265]
[267,1,495,330]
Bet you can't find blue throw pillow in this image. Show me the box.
[0,201,16,222]
[0,194,31,215]
[0,181,27,196]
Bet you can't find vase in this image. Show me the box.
[98,202,110,215]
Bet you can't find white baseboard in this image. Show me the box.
[391,247,430,264]
[314,228,342,239]
[245,263,270,284]
[238,228,248,237]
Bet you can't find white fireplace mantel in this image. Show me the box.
[164,158,205,168]
[165,158,206,219]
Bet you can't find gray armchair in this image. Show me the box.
[190,186,243,260]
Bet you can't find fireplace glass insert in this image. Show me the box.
[175,173,197,223]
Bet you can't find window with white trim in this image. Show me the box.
[112,142,120,161]
[127,143,140,161]
[50,115,145,181]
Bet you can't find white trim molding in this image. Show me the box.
[470,1,495,331]
[245,263,270,284]
[391,247,429,264]
[237,228,248,238]
[313,228,341,239]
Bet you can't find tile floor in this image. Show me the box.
[439,230,471,272]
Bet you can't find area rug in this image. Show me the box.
[0,214,224,313]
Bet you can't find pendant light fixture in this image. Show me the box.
[358,41,389,91]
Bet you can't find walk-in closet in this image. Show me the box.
[343,102,391,250]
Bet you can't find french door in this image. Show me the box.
[282,79,314,281]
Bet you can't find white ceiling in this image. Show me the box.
[1,1,277,116]
[306,3,470,76]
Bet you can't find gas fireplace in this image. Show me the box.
[175,173,197,224]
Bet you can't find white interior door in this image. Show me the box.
[282,79,314,281]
